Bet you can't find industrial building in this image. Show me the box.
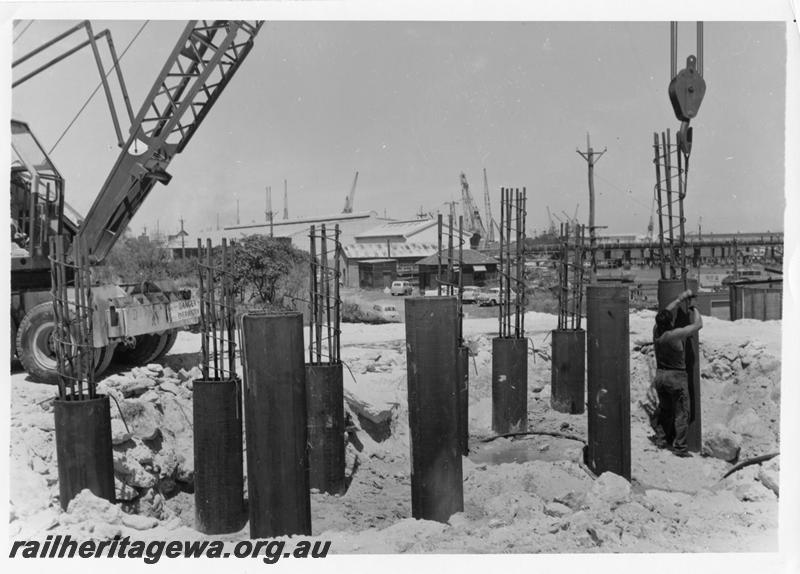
[166,211,388,258]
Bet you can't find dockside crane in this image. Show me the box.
[459,172,487,243]
[546,206,557,236]
[342,170,359,213]
[482,168,496,243]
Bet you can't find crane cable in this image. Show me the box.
[48,20,150,155]
[13,20,34,44]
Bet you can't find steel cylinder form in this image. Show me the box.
[192,378,244,534]
[53,395,115,510]
[305,363,345,495]
[492,337,528,434]
[586,285,631,479]
[457,346,469,455]
[240,312,311,538]
[657,278,701,452]
[404,297,463,523]
[550,329,586,414]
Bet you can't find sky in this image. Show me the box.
[8,13,791,240]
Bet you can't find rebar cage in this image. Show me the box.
[197,238,237,380]
[498,187,527,339]
[557,222,586,331]
[308,224,341,365]
[436,213,465,346]
[653,128,690,281]
[49,234,96,400]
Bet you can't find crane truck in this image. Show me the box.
[11,20,262,383]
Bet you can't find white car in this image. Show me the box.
[477,287,517,306]
[371,303,400,322]
[424,286,460,297]
[390,280,413,296]
[461,285,481,304]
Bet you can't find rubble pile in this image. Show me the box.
[9,363,202,537]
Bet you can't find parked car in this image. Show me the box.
[477,287,517,306]
[371,303,400,322]
[390,280,413,296]
[461,285,481,304]
[424,286,460,297]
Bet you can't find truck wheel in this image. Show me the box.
[93,342,117,378]
[11,317,18,364]
[114,334,161,366]
[152,330,179,362]
[16,303,116,383]
[16,302,67,384]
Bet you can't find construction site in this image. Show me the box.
[7,14,793,565]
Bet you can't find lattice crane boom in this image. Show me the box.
[483,168,495,243]
[342,170,358,213]
[459,172,487,240]
[76,20,263,262]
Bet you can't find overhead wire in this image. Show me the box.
[48,20,150,155]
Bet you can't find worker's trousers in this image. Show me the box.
[654,369,690,453]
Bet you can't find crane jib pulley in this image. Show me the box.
[668,22,706,158]
[668,55,706,123]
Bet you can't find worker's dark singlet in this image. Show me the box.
[654,331,686,370]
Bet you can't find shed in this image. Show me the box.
[358,259,398,289]
[415,249,499,291]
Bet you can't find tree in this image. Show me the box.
[101,234,178,283]
[232,235,308,305]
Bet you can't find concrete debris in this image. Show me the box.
[756,457,779,496]
[119,399,161,441]
[159,381,182,396]
[115,478,139,502]
[144,363,164,376]
[121,513,159,530]
[113,452,157,489]
[702,424,741,462]
[111,418,132,445]
[119,378,156,398]
[544,501,572,517]
[61,489,121,525]
[588,472,631,506]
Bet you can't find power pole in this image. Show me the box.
[577,132,606,283]
[266,186,274,237]
[180,217,186,259]
[444,201,458,229]
[236,199,240,225]
[283,179,289,220]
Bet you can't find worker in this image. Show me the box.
[651,289,703,457]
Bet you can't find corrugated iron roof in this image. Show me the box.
[356,218,437,239]
[343,242,440,260]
